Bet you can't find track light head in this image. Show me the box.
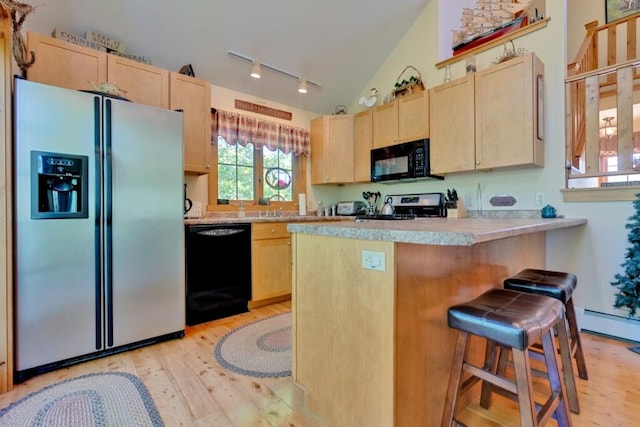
[298,76,308,94]
[250,60,262,79]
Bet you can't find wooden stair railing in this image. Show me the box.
[567,13,640,174]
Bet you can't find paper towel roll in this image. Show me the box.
[298,193,307,216]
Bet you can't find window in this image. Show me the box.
[216,136,294,202]
[210,110,309,208]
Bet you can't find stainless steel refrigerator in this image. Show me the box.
[13,78,186,382]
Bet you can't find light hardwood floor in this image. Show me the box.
[0,300,639,426]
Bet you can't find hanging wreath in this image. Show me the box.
[0,0,36,76]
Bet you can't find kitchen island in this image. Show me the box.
[287,216,587,427]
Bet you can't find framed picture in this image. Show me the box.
[606,0,640,24]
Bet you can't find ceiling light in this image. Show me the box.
[298,76,308,94]
[600,116,616,139]
[250,60,262,79]
[227,50,321,92]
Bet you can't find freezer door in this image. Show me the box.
[14,79,101,370]
[105,98,185,347]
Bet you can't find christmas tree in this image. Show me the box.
[611,193,640,318]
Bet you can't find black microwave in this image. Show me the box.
[370,139,444,183]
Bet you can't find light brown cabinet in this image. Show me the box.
[353,109,373,183]
[310,114,354,184]
[106,55,169,108]
[251,223,292,306]
[26,32,107,91]
[169,72,212,174]
[475,52,544,170]
[372,91,429,149]
[429,75,476,174]
[26,32,213,174]
[429,53,544,174]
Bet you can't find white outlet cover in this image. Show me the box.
[362,250,386,271]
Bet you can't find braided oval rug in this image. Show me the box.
[0,372,163,426]
[214,312,291,378]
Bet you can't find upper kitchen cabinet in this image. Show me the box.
[106,55,169,108]
[169,72,212,174]
[26,32,169,109]
[372,91,429,149]
[430,53,544,174]
[310,114,354,184]
[429,75,476,174]
[475,52,544,170]
[26,32,107,91]
[353,109,373,183]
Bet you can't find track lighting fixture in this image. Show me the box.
[227,50,321,93]
[298,76,308,94]
[250,60,262,79]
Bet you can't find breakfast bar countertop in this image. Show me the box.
[287,216,587,246]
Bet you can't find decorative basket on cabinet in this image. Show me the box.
[392,65,424,98]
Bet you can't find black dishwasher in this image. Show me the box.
[185,223,251,325]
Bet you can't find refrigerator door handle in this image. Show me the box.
[105,99,114,348]
[93,96,103,351]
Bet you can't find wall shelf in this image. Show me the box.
[436,18,550,69]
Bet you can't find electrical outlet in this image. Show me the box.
[535,192,545,206]
[362,250,386,271]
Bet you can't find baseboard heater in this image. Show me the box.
[577,307,640,343]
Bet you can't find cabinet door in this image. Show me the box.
[310,115,354,184]
[169,72,212,174]
[475,53,544,170]
[107,55,169,108]
[354,110,373,182]
[251,223,292,303]
[398,91,429,143]
[26,32,106,91]
[372,102,398,148]
[429,76,476,174]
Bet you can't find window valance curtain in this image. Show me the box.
[214,109,310,156]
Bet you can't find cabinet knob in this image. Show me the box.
[476,160,481,165]
[206,164,211,169]
[271,229,276,233]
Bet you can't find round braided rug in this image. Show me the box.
[214,312,291,378]
[0,372,163,426]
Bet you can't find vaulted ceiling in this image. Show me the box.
[20,0,430,114]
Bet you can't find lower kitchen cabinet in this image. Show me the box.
[250,223,292,307]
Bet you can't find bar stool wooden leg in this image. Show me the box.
[441,331,469,427]
[556,314,580,413]
[540,329,573,427]
[565,298,589,380]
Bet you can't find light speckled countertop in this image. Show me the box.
[286,216,587,246]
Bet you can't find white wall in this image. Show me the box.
[330,0,638,332]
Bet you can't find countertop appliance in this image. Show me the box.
[185,224,251,325]
[370,139,444,183]
[356,192,446,220]
[336,201,367,216]
[14,79,185,382]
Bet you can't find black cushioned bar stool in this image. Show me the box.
[503,269,588,381]
[441,288,573,427]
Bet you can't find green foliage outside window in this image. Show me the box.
[217,136,293,202]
